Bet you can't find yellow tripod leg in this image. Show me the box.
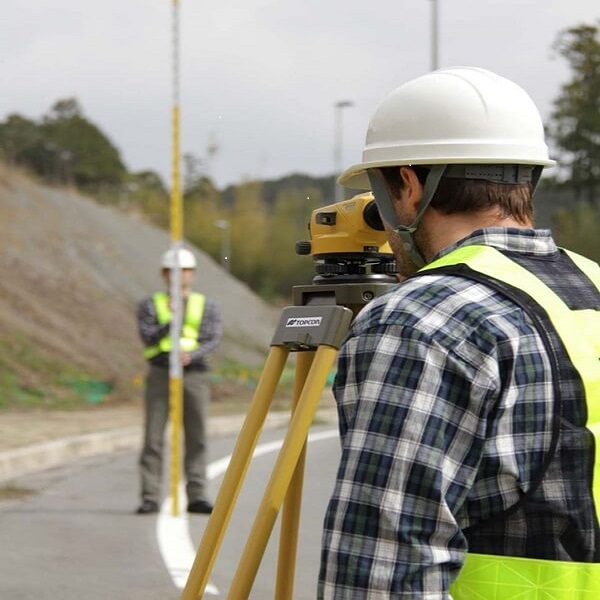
[227,345,338,600]
[181,345,289,600]
[275,350,315,600]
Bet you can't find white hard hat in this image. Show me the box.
[340,66,556,190]
[161,248,197,269]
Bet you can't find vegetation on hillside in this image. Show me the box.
[546,22,600,201]
[1,20,599,412]
[545,21,600,251]
[0,98,126,189]
[0,99,337,301]
[1,21,599,297]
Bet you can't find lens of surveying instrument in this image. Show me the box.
[362,200,385,231]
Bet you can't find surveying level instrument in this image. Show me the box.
[181,194,398,599]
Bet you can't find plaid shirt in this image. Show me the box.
[318,228,599,599]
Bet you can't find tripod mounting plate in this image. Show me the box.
[270,305,353,351]
[292,281,396,315]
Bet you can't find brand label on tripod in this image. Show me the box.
[286,316,322,327]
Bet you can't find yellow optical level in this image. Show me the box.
[296,194,397,281]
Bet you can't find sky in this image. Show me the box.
[0,1,598,190]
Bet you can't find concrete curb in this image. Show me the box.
[0,427,142,483]
[0,409,337,484]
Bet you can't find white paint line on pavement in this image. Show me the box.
[157,428,338,595]
[157,504,220,595]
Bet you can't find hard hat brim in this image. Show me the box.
[339,155,557,190]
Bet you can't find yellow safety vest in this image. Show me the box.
[143,292,206,359]
[419,245,600,599]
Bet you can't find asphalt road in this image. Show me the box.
[0,425,341,599]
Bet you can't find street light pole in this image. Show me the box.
[214,219,231,272]
[430,0,439,71]
[334,100,353,203]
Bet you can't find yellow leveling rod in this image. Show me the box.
[168,0,184,517]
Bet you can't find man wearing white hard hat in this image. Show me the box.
[136,247,222,515]
[319,67,600,598]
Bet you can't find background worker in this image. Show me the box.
[136,247,223,515]
[319,67,600,598]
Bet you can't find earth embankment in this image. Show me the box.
[0,164,279,405]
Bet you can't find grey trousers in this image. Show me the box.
[139,365,209,504]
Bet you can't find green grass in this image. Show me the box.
[209,358,296,414]
[0,336,296,413]
[0,372,46,409]
[0,334,110,411]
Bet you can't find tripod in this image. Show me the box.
[180,279,394,599]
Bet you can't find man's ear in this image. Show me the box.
[399,167,424,213]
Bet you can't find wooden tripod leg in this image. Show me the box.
[275,350,315,599]
[181,345,289,600]
[226,345,339,600]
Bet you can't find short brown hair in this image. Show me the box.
[379,166,534,225]
[431,177,533,225]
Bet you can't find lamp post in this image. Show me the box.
[214,219,231,271]
[334,100,353,203]
[429,0,439,71]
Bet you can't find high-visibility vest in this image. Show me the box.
[143,292,206,359]
[418,244,600,599]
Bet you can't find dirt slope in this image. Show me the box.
[0,165,279,401]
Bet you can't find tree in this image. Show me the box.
[552,203,600,262]
[547,22,600,202]
[0,113,74,184]
[229,181,270,291]
[0,114,42,165]
[183,152,205,194]
[184,176,226,261]
[121,170,169,227]
[0,98,128,188]
[41,98,127,188]
[266,187,323,297]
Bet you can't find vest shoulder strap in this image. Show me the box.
[152,292,171,324]
[185,293,206,331]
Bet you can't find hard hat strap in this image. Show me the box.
[367,170,403,230]
[368,165,446,269]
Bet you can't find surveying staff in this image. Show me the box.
[318,66,600,599]
[136,247,223,515]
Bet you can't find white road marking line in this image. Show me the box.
[157,428,338,595]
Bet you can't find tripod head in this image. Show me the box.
[293,194,398,314]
